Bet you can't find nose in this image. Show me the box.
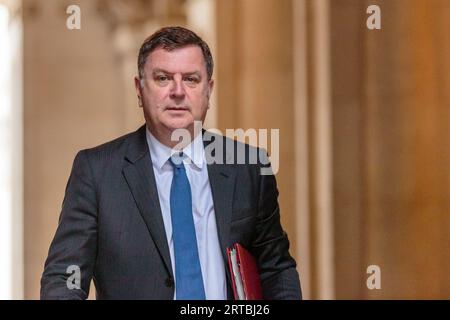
[169,75,186,101]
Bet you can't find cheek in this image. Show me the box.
[145,89,167,110]
[192,89,209,108]
[199,95,210,113]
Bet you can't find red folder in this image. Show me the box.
[226,243,263,300]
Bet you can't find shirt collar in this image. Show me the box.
[146,127,204,171]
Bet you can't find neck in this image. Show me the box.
[146,124,202,150]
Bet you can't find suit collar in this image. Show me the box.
[124,125,148,164]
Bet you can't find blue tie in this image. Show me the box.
[169,153,206,300]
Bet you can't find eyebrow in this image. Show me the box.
[152,68,202,77]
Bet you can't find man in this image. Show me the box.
[41,26,301,300]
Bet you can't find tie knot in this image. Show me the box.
[169,152,185,169]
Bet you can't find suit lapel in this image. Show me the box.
[122,125,173,278]
[203,131,236,292]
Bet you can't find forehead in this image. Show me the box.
[145,45,206,74]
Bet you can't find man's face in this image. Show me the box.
[135,45,213,139]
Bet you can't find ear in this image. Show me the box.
[134,76,143,107]
[207,79,214,98]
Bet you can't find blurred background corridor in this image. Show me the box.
[0,0,448,299]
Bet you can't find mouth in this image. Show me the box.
[165,107,189,112]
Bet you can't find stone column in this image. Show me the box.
[216,0,297,267]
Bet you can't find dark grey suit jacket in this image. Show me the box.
[40,125,301,299]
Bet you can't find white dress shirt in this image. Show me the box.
[146,128,227,300]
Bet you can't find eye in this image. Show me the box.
[184,76,199,85]
[157,75,169,82]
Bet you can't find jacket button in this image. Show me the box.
[165,277,174,288]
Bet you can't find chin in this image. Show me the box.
[165,118,194,131]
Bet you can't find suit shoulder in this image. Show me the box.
[76,126,144,164]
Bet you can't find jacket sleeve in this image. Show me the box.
[252,150,302,300]
[40,150,98,300]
